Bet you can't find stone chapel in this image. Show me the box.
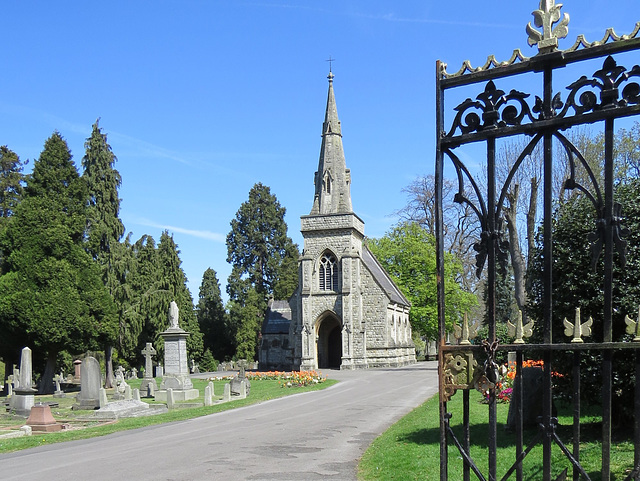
[259,71,416,371]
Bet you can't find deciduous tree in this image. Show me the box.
[368,222,477,340]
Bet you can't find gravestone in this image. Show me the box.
[53,373,65,398]
[26,403,62,432]
[99,388,108,407]
[230,369,251,397]
[73,359,82,382]
[506,366,557,430]
[223,383,231,402]
[166,388,175,410]
[140,342,158,396]
[204,384,213,406]
[72,356,102,410]
[191,359,200,374]
[129,368,138,380]
[13,347,36,416]
[112,366,126,400]
[124,383,132,401]
[155,301,199,402]
[155,365,164,378]
[133,388,141,402]
[13,366,20,389]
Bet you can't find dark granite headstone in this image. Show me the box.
[506,366,556,430]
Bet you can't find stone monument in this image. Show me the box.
[53,373,65,398]
[155,301,199,402]
[140,342,158,396]
[72,356,102,410]
[112,366,126,400]
[26,403,62,432]
[12,347,36,416]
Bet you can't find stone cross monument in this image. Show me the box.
[140,342,158,396]
[155,301,199,402]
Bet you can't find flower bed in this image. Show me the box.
[245,371,327,387]
[495,359,563,403]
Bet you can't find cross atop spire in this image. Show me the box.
[326,56,335,73]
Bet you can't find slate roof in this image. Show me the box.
[263,300,292,334]
[361,245,411,307]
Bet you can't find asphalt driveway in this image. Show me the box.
[1,361,438,481]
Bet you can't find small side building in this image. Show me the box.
[259,71,416,371]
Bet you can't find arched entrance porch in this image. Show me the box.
[316,313,342,369]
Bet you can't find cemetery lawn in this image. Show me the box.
[0,376,337,454]
[358,391,635,481]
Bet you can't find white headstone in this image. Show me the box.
[240,380,247,399]
[166,388,175,409]
[13,347,36,416]
[18,347,33,390]
[223,383,231,402]
[204,385,213,406]
[99,388,108,408]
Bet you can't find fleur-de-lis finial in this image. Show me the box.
[526,0,570,53]
[563,307,593,343]
[625,307,640,342]
[507,310,534,344]
[454,313,478,345]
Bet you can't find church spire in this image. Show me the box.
[310,70,352,215]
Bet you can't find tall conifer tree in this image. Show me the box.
[157,231,203,361]
[197,268,230,361]
[0,146,26,226]
[0,146,26,378]
[226,183,299,360]
[82,121,125,387]
[0,132,116,392]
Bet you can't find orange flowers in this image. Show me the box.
[245,370,328,387]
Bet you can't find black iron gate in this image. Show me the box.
[436,2,640,480]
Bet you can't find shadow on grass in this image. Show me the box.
[399,420,627,449]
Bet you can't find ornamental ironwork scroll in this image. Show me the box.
[436,2,640,481]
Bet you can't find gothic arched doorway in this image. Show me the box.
[316,314,342,369]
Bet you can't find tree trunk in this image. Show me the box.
[527,177,539,261]
[38,351,57,394]
[104,344,115,389]
[505,184,527,310]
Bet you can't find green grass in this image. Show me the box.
[358,391,636,481]
[0,377,337,454]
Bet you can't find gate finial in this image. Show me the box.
[563,307,593,343]
[526,0,570,53]
[507,310,534,344]
[624,307,640,341]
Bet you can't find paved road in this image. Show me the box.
[1,361,438,481]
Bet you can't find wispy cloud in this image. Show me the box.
[130,217,226,243]
[107,130,191,165]
[239,2,518,30]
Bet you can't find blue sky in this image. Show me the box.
[1,1,637,302]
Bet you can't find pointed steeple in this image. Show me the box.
[310,71,352,215]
